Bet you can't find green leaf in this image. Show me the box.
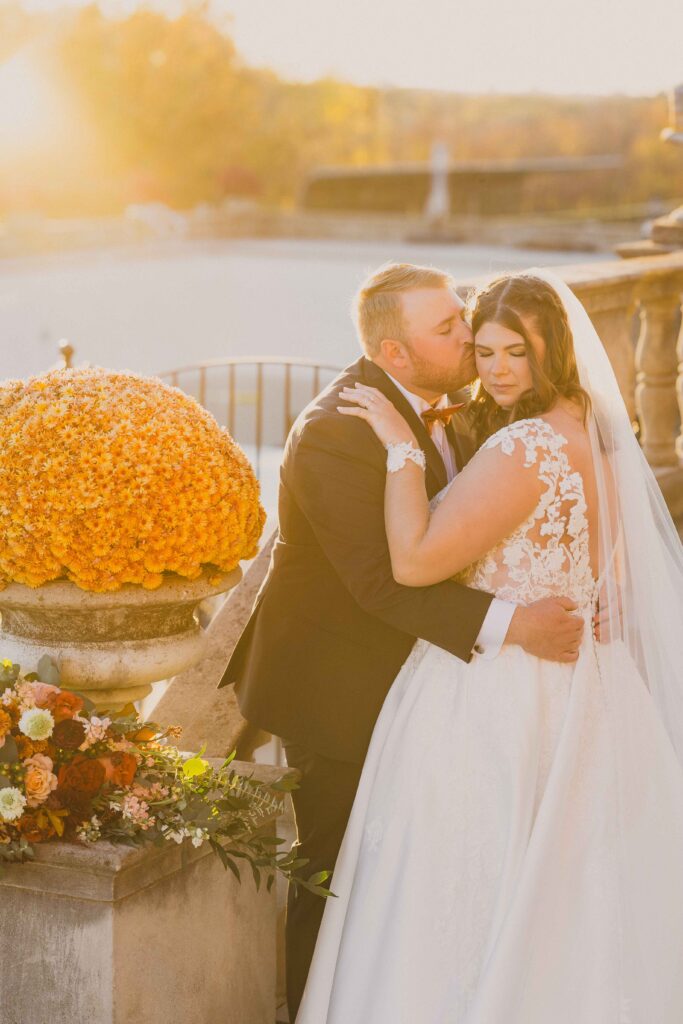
[269,775,300,792]
[182,755,210,779]
[308,870,332,886]
[0,736,18,764]
[256,834,287,847]
[302,883,337,899]
[0,661,20,686]
[37,655,60,686]
[223,857,241,882]
[220,751,236,769]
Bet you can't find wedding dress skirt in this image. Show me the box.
[296,421,683,1023]
[296,634,683,1023]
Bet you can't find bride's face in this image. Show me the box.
[474,320,545,408]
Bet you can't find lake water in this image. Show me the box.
[0,236,610,518]
[0,236,609,381]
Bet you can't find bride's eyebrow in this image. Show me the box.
[475,341,527,350]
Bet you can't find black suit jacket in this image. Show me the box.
[217,357,494,764]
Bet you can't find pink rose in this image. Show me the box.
[24,753,59,808]
[28,682,61,708]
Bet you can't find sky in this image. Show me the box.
[18,0,683,96]
[217,0,681,96]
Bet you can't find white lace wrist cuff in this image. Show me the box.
[386,441,427,474]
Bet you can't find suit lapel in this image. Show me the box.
[360,359,448,494]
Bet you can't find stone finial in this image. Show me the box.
[58,339,74,369]
[661,83,683,144]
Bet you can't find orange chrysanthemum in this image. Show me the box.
[0,367,265,592]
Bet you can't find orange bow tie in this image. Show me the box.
[420,403,465,432]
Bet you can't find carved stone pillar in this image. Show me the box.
[676,302,683,463]
[574,279,638,422]
[635,283,682,466]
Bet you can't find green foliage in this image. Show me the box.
[37,655,60,687]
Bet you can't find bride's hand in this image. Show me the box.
[338,384,417,447]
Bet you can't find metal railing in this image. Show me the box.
[156,357,342,476]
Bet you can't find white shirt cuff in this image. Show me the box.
[471,599,516,660]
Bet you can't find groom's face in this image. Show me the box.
[396,287,476,397]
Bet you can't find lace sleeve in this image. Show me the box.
[458,417,594,608]
[386,417,573,587]
[480,417,569,471]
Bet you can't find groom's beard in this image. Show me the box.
[405,348,476,396]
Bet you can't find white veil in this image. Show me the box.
[528,267,683,761]
[530,268,683,1017]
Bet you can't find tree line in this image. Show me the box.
[0,2,681,216]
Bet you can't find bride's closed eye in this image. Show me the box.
[475,347,527,358]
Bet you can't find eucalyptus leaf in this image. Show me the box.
[308,870,332,886]
[36,655,60,686]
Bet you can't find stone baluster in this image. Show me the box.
[574,279,638,423]
[677,300,683,464]
[635,278,683,467]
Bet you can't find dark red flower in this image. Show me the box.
[58,754,105,796]
[52,719,87,750]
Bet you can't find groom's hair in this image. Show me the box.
[354,263,454,357]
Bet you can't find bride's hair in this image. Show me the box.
[466,274,591,446]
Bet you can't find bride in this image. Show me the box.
[295,269,683,1023]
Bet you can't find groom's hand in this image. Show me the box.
[505,597,584,663]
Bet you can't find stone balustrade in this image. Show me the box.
[559,253,683,470]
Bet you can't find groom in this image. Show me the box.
[217,262,584,1020]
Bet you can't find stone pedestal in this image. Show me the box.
[0,761,293,1024]
[0,568,241,712]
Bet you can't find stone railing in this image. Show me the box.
[564,253,683,520]
[559,253,683,470]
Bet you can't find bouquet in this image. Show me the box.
[0,656,329,897]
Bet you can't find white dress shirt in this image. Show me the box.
[383,371,515,660]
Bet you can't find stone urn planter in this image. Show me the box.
[0,567,241,710]
[0,366,265,708]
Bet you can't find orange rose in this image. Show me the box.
[58,754,105,796]
[97,751,138,787]
[45,690,85,723]
[24,753,58,808]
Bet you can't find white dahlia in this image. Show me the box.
[0,786,27,822]
[18,707,55,741]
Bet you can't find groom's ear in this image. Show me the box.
[378,337,410,370]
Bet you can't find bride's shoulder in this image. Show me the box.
[480,416,569,464]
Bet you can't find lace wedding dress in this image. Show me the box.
[296,418,683,1024]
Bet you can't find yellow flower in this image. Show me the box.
[0,367,265,592]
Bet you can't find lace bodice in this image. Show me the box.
[432,417,596,611]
